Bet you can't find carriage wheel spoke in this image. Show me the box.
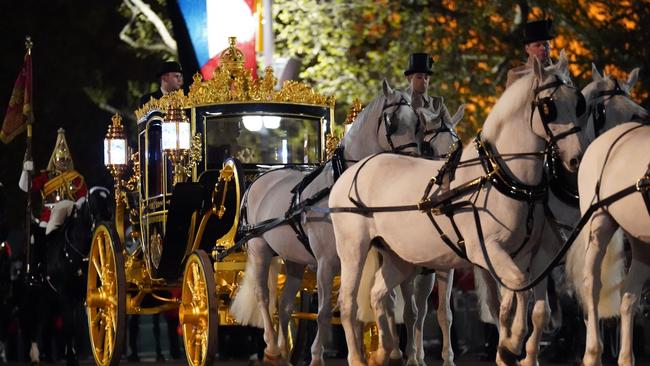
[97,235,105,267]
[92,258,103,282]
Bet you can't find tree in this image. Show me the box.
[274,0,650,139]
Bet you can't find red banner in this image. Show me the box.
[1,53,32,144]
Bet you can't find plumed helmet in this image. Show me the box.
[47,128,74,173]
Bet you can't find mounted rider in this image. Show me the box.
[506,19,555,88]
[404,52,453,126]
[21,128,87,233]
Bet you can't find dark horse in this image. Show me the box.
[19,187,112,366]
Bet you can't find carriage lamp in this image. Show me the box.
[162,107,191,151]
[163,107,201,184]
[104,114,128,207]
[104,114,128,167]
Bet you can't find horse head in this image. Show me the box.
[582,64,648,139]
[419,103,463,157]
[65,186,112,256]
[528,51,588,173]
[341,80,421,160]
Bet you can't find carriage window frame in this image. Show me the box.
[191,102,332,178]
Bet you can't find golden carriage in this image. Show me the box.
[87,38,349,366]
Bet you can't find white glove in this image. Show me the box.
[19,160,35,192]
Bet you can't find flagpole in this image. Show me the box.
[24,35,33,275]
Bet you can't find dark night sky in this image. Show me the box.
[0,0,162,228]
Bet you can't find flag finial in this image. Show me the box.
[25,36,33,55]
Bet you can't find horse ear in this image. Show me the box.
[591,63,603,81]
[532,56,545,81]
[626,68,639,91]
[450,104,465,129]
[382,79,393,97]
[557,50,569,73]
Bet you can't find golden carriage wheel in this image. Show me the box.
[86,222,126,366]
[180,249,218,366]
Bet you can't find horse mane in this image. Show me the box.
[340,92,385,148]
[482,71,536,139]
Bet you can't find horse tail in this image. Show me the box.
[357,247,379,323]
[229,255,280,328]
[566,227,625,318]
[596,229,625,318]
[355,247,406,323]
[474,267,500,324]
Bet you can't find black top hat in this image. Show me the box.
[404,53,434,76]
[157,61,183,78]
[523,19,554,44]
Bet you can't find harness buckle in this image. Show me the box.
[636,175,650,191]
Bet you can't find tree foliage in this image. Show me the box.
[274,0,650,139]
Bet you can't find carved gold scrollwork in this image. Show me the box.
[135,37,334,121]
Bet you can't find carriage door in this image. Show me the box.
[139,117,171,273]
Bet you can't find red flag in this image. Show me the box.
[1,53,32,144]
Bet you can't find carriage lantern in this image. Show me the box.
[162,106,191,184]
[162,107,191,151]
[104,113,127,169]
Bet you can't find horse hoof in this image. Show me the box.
[405,359,419,366]
[308,357,324,366]
[263,351,290,366]
[496,346,520,366]
[519,358,538,366]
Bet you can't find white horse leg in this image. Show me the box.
[338,234,372,366]
[400,274,417,366]
[29,342,39,364]
[248,238,282,359]
[278,260,306,359]
[310,257,339,366]
[583,213,617,366]
[386,286,404,364]
[435,269,455,366]
[520,277,549,366]
[473,244,528,366]
[618,238,650,366]
[370,252,413,366]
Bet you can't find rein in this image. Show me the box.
[223,96,427,261]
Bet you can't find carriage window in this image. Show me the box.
[139,121,172,198]
[204,115,321,169]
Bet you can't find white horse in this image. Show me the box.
[329,52,587,366]
[230,80,430,366]
[386,105,464,366]
[476,64,646,366]
[564,84,650,364]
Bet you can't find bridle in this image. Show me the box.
[591,78,627,137]
[378,95,422,152]
[422,116,459,157]
[529,75,586,205]
[531,75,586,146]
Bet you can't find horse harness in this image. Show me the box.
[323,75,585,291]
[223,96,426,261]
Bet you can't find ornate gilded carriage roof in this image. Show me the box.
[135,38,335,121]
